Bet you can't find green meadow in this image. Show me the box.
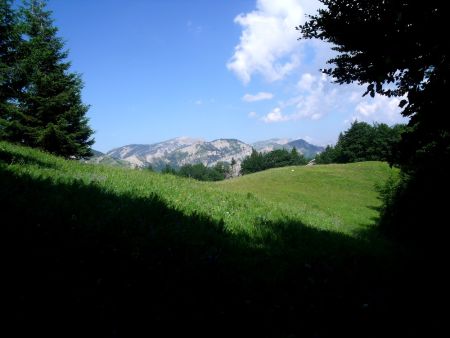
[2,141,413,337]
[219,162,395,234]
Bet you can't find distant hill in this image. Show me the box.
[252,138,324,158]
[106,137,252,171]
[84,153,134,168]
[99,137,323,170]
[251,138,292,153]
[286,139,324,158]
[91,149,105,157]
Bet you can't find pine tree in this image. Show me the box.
[18,0,93,157]
[290,147,307,165]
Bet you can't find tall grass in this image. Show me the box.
[2,141,426,337]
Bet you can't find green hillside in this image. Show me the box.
[218,162,397,234]
[1,141,408,337]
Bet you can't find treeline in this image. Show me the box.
[315,121,405,164]
[159,161,232,181]
[0,0,93,158]
[241,148,307,175]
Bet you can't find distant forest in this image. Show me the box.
[315,121,405,164]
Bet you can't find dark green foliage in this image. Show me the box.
[0,0,93,158]
[241,147,307,174]
[164,162,230,181]
[213,161,231,176]
[315,144,340,164]
[240,148,265,174]
[289,147,308,165]
[161,164,177,174]
[0,0,22,139]
[377,169,450,248]
[299,1,449,244]
[316,121,405,164]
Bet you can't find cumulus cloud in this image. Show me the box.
[297,73,316,91]
[261,72,407,125]
[231,1,407,127]
[242,92,274,102]
[227,0,319,84]
[353,95,405,123]
[261,72,333,123]
[262,108,287,123]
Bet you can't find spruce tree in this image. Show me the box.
[0,0,22,141]
[18,0,93,157]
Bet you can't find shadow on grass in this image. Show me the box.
[1,165,441,337]
[0,145,59,169]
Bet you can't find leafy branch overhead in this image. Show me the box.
[298,0,449,242]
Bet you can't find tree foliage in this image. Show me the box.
[0,0,93,158]
[0,0,21,138]
[162,162,231,181]
[299,1,449,242]
[315,121,405,164]
[241,148,307,175]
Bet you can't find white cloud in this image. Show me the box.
[248,111,258,118]
[353,95,405,123]
[195,99,203,105]
[297,73,316,91]
[232,1,407,128]
[262,72,332,123]
[261,72,407,125]
[262,107,287,123]
[227,0,320,84]
[243,92,274,102]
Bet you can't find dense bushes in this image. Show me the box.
[240,148,307,175]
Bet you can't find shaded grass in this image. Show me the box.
[0,142,440,337]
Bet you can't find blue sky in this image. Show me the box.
[47,0,407,152]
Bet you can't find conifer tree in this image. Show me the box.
[0,0,22,140]
[18,0,93,157]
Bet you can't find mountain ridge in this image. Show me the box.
[90,137,324,170]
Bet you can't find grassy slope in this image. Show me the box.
[218,162,396,234]
[2,142,417,337]
[1,142,395,240]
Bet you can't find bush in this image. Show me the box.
[377,167,449,250]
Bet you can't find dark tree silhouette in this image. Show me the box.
[298,1,449,242]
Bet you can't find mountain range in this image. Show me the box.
[86,137,324,170]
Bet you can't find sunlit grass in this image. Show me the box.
[217,162,398,234]
[1,141,397,243]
